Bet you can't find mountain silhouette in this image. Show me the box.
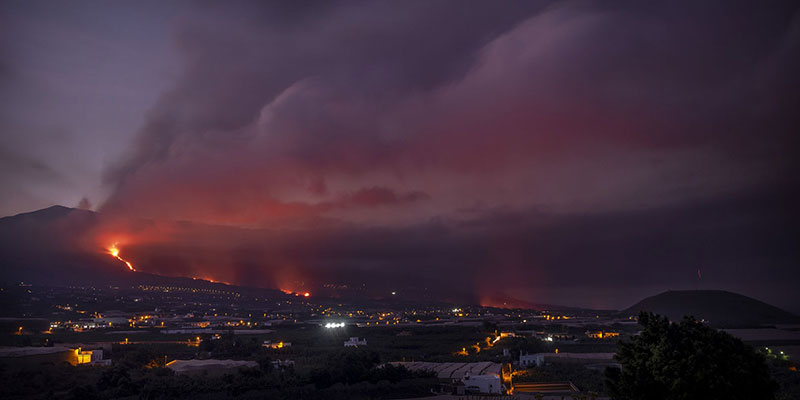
[624,290,800,327]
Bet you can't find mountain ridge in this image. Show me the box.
[0,206,285,297]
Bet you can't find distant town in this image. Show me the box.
[1,281,798,399]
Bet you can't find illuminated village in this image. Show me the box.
[1,243,798,398]
[0,279,635,396]
[3,278,798,399]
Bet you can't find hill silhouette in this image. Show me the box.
[0,206,500,306]
[0,206,285,297]
[624,290,800,328]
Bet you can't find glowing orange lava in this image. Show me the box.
[108,243,135,271]
[193,276,231,285]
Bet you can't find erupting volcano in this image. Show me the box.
[108,243,135,271]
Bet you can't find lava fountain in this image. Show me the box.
[108,243,135,271]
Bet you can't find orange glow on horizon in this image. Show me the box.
[107,243,135,271]
[193,276,231,285]
[280,288,311,298]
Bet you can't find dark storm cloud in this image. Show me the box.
[7,1,798,309]
[102,0,800,221]
[0,144,62,181]
[1,0,178,215]
[100,178,797,309]
[105,0,548,187]
[0,141,68,214]
[92,0,800,309]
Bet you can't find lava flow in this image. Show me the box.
[280,288,310,297]
[108,243,135,271]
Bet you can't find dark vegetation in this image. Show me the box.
[606,312,777,400]
[0,348,437,400]
[514,363,605,394]
[767,359,800,400]
[0,325,490,399]
[4,309,800,399]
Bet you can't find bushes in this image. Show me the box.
[0,348,436,399]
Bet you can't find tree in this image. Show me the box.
[308,349,381,388]
[483,320,498,334]
[606,312,777,400]
[256,354,274,373]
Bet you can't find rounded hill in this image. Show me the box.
[623,290,800,328]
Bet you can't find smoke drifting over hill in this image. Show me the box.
[2,1,799,309]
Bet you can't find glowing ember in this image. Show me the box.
[303,292,310,297]
[107,243,135,271]
[193,276,230,285]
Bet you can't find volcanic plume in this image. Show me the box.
[1,1,799,311]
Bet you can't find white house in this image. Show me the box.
[520,353,545,367]
[344,337,367,347]
[76,348,111,366]
[462,374,504,394]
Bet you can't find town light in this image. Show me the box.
[324,322,345,328]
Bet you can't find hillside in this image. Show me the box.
[0,206,501,306]
[624,290,800,328]
[0,206,286,297]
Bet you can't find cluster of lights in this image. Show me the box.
[137,285,238,296]
[324,322,346,328]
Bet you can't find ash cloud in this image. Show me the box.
[86,1,800,309]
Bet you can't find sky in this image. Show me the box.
[1,1,799,310]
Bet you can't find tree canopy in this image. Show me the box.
[606,312,776,400]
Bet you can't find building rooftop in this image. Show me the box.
[0,346,74,357]
[390,361,502,379]
[166,359,257,373]
[535,352,615,360]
